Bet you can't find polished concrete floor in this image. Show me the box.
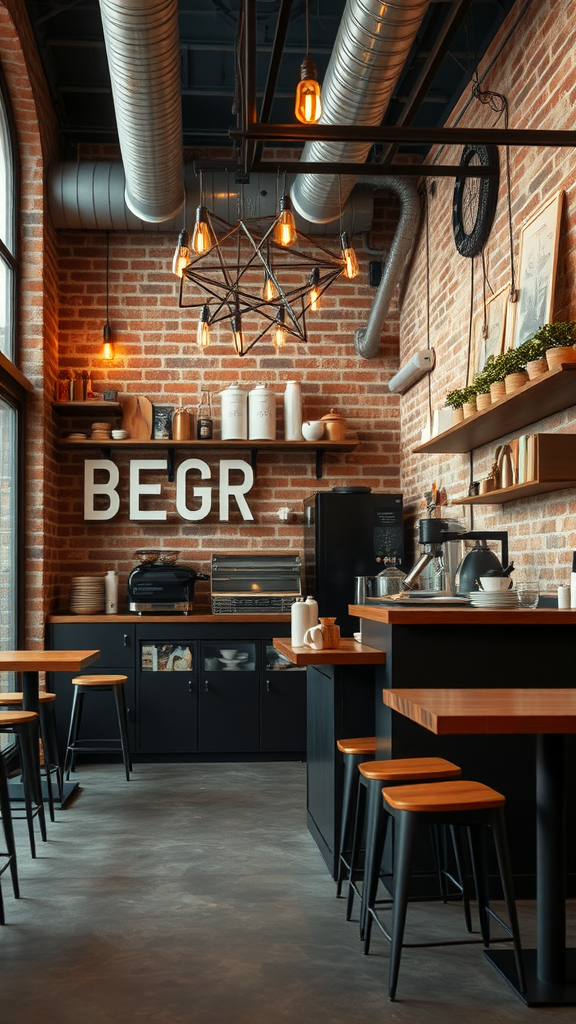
[0,761,574,1023]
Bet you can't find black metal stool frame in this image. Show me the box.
[64,682,131,781]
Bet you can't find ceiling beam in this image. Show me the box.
[195,158,497,178]
[232,123,576,148]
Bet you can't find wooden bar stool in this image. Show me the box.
[335,737,376,895]
[346,758,466,939]
[0,691,63,819]
[64,675,132,781]
[0,710,47,858]
[380,779,525,1001]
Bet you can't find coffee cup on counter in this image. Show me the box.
[303,624,323,650]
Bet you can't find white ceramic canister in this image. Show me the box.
[220,384,248,440]
[284,380,302,441]
[248,383,276,440]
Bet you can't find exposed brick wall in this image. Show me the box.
[53,190,403,611]
[399,0,576,590]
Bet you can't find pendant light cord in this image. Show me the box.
[105,230,110,327]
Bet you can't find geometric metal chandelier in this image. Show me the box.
[177,198,358,357]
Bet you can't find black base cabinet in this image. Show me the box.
[47,620,305,761]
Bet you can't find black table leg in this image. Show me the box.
[20,670,45,811]
[485,732,576,1005]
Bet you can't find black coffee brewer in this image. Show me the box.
[404,519,508,594]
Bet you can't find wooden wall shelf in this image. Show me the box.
[452,433,576,504]
[54,437,359,480]
[413,364,576,454]
[53,400,122,415]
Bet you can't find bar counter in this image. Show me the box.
[350,601,576,895]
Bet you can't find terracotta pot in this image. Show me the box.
[451,407,464,424]
[546,345,576,372]
[526,358,548,380]
[505,371,528,393]
[490,381,506,401]
[476,392,492,411]
[462,401,477,418]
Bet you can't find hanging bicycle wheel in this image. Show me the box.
[452,144,500,257]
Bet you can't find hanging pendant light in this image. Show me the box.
[192,206,214,255]
[273,194,297,247]
[172,228,190,278]
[273,306,287,350]
[197,304,211,349]
[295,0,322,124]
[340,231,359,279]
[232,306,244,356]
[102,231,115,359]
[308,267,321,311]
[262,270,277,302]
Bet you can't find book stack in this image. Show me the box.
[516,434,537,484]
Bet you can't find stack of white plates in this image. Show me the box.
[70,575,105,614]
[470,590,518,609]
[111,429,130,440]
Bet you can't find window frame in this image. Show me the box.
[0,61,19,366]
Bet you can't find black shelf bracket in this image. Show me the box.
[167,449,175,482]
[101,446,111,461]
[250,448,258,476]
[316,449,324,479]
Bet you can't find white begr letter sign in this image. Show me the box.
[83,458,254,522]
[84,460,121,521]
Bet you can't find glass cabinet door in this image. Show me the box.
[140,643,193,672]
[265,644,303,672]
[202,642,257,673]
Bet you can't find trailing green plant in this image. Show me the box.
[445,387,467,409]
[523,321,576,352]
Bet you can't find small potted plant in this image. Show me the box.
[461,384,478,418]
[445,387,467,424]
[472,369,492,411]
[527,322,576,372]
[518,335,548,379]
[477,353,508,402]
[497,347,528,393]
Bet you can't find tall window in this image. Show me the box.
[0,69,16,361]
[0,64,19,698]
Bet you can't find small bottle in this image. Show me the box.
[291,598,309,647]
[570,553,576,609]
[304,595,319,630]
[104,570,119,614]
[197,391,213,440]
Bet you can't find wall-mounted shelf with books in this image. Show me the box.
[413,364,576,454]
[452,433,576,504]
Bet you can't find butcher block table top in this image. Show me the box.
[349,603,576,625]
[272,637,386,666]
[0,650,100,672]
[381,687,576,735]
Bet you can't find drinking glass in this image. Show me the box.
[516,580,540,608]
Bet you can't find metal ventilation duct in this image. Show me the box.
[47,163,374,236]
[291,0,430,224]
[98,0,185,223]
[354,177,420,359]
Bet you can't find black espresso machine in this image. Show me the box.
[128,550,209,614]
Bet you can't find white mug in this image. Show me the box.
[303,624,323,650]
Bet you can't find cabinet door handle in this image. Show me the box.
[188,680,194,694]
[123,633,130,647]
[204,680,209,693]
[266,679,270,693]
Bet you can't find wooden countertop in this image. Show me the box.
[0,650,100,672]
[47,613,291,624]
[349,603,576,625]
[382,687,576,735]
[272,637,386,665]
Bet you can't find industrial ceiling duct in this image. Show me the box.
[47,163,374,236]
[98,0,185,223]
[354,176,420,359]
[290,0,430,225]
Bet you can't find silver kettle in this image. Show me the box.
[455,539,503,594]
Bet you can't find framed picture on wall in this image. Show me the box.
[511,189,564,348]
[469,285,509,383]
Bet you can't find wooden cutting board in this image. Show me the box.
[120,395,153,440]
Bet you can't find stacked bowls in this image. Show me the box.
[70,575,105,614]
